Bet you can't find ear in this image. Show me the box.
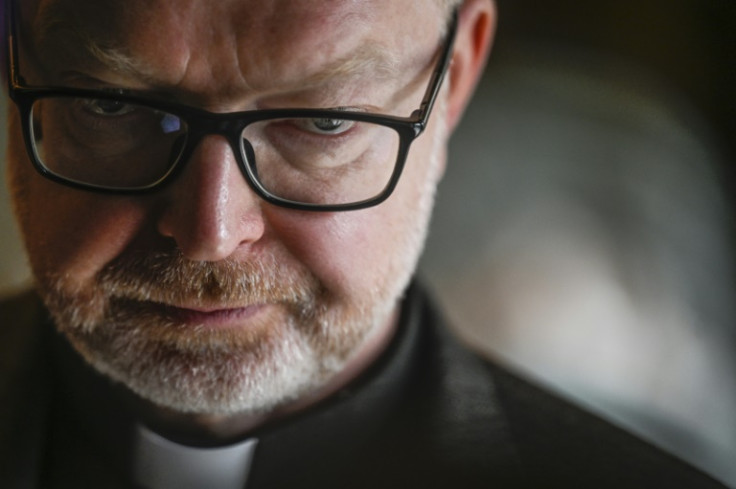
[445,0,496,132]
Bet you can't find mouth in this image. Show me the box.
[144,301,268,329]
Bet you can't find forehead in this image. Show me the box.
[24,0,444,99]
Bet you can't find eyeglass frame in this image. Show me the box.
[6,0,458,212]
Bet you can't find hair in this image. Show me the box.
[437,0,465,18]
[438,0,465,10]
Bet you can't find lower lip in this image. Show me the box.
[156,303,266,328]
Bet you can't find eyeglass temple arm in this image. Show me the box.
[411,8,459,134]
[5,0,25,90]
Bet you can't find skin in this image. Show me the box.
[7,0,494,442]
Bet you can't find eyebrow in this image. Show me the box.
[294,44,404,88]
[34,3,143,74]
[33,6,412,95]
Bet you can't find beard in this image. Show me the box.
[39,249,398,416]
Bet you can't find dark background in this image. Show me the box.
[494,0,736,199]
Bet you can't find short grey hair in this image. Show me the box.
[437,0,464,14]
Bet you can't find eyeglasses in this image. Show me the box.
[6,1,457,212]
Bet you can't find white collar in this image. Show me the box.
[132,424,258,489]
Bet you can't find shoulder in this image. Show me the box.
[0,288,49,376]
[410,283,727,488]
[0,288,48,377]
[0,289,52,487]
[486,360,728,488]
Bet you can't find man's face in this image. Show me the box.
[7,0,451,417]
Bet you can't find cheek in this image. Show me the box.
[7,125,147,285]
[29,195,144,283]
[266,209,386,298]
[264,132,443,301]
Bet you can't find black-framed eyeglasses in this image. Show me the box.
[6,2,457,212]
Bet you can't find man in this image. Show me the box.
[0,0,726,487]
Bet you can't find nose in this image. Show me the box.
[156,135,265,261]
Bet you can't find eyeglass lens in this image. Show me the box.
[29,96,401,204]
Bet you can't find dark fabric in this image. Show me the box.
[491,362,728,488]
[0,292,51,489]
[0,284,727,488]
[245,282,525,489]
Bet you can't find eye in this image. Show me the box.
[314,118,346,132]
[82,98,136,117]
[297,117,355,136]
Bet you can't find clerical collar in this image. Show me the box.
[49,283,425,488]
[132,425,257,489]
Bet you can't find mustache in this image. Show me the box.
[96,250,322,307]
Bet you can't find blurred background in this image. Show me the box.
[1,0,735,484]
[421,0,736,484]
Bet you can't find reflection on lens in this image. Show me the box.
[30,96,187,189]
